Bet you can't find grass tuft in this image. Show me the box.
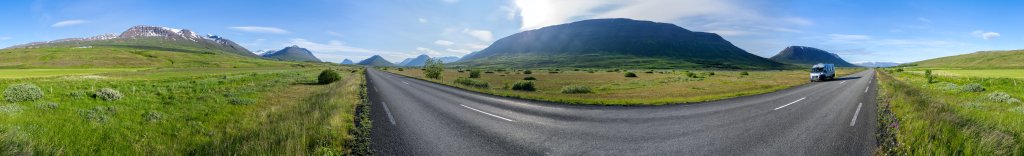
[560,85,592,94]
[454,77,489,88]
[3,83,44,102]
[94,88,123,101]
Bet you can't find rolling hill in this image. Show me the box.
[769,46,858,67]
[855,62,901,67]
[399,54,432,67]
[341,59,355,64]
[261,45,322,62]
[907,49,1024,68]
[357,55,396,66]
[453,18,786,69]
[0,25,295,68]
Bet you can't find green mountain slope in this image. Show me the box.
[0,46,289,68]
[769,46,858,67]
[908,49,1024,68]
[262,45,322,62]
[454,18,786,69]
[357,55,396,66]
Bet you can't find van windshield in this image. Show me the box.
[811,67,824,73]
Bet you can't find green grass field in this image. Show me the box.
[0,66,369,155]
[0,46,293,68]
[387,68,861,105]
[876,69,1024,155]
[905,69,1024,79]
[0,68,147,78]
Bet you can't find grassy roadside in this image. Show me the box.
[385,68,862,105]
[0,66,371,155]
[875,69,1023,155]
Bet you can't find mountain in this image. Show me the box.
[396,58,414,66]
[907,49,1024,68]
[261,45,322,62]
[855,62,901,68]
[6,25,257,57]
[400,54,432,67]
[769,46,858,67]
[341,59,355,65]
[454,18,786,69]
[436,56,460,63]
[357,55,396,66]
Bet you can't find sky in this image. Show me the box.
[1,0,1021,63]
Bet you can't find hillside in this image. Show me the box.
[341,59,355,64]
[769,46,858,67]
[357,55,396,66]
[454,18,786,69]
[0,25,296,68]
[262,45,322,62]
[400,55,432,67]
[856,62,901,67]
[908,49,1024,68]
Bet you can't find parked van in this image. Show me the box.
[810,63,835,82]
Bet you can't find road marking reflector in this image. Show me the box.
[382,102,396,125]
[774,97,807,110]
[850,103,863,126]
[460,104,514,122]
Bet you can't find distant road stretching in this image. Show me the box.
[368,68,877,155]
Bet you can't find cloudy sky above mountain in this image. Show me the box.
[0,0,1021,63]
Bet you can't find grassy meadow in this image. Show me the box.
[875,69,1024,155]
[386,68,861,105]
[0,68,147,78]
[0,65,371,155]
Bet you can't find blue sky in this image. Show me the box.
[1,0,1021,63]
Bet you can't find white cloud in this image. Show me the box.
[917,17,932,23]
[229,26,291,34]
[446,48,473,54]
[828,34,871,41]
[416,47,443,56]
[418,18,429,23]
[971,30,1000,40]
[434,40,454,46]
[286,38,407,62]
[466,43,489,50]
[51,20,88,28]
[462,28,493,42]
[327,31,342,37]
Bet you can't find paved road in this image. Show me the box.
[368,68,878,155]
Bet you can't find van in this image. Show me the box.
[810,63,835,82]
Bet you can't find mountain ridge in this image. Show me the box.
[769,46,858,67]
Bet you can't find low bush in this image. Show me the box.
[94,88,123,101]
[706,72,715,76]
[986,92,1020,104]
[523,76,536,80]
[523,70,532,74]
[936,82,959,91]
[454,77,489,88]
[644,71,654,74]
[624,72,637,77]
[685,72,699,78]
[560,85,592,94]
[397,68,404,71]
[469,70,481,78]
[318,69,342,84]
[142,111,165,122]
[740,71,749,76]
[38,102,59,110]
[961,83,985,92]
[511,81,536,91]
[548,71,559,74]
[3,83,44,103]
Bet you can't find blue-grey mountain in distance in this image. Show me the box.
[357,55,396,66]
[436,56,460,63]
[341,59,355,65]
[855,62,901,67]
[454,18,786,69]
[261,45,322,62]
[398,54,432,67]
[769,46,859,67]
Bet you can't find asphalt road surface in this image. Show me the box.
[368,68,878,155]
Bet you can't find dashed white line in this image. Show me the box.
[402,81,410,85]
[774,97,807,110]
[839,81,846,84]
[864,86,869,93]
[382,102,396,125]
[850,103,863,126]
[374,86,379,93]
[460,104,514,122]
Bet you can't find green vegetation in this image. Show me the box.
[0,46,293,68]
[523,76,536,80]
[454,77,489,88]
[740,71,749,76]
[511,81,536,91]
[560,85,592,94]
[624,72,637,77]
[3,83,44,102]
[389,68,862,105]
[318,69,341,84]
[469,69,482,78]
[424,58,444,79]
[909,49,1024,69]
[0,68,146,78]
[876,69,1024,155]
[0,66,370,155]
[907,69,1024,79]
[453,54,793,69]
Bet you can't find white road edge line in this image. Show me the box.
[460,104,514,122]
[850,102,863,126]
[840,81,846,84]
[374,86,379,93]
[382,102,396,125]
[774,97,807,110]
[402,81,410,85]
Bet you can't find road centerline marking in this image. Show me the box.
[374,86,379,93]
[850,102,863,126]
[840,81,846,84]
[382,102,396,125]
[773,97,806,110]
[460,104,514,122]
[401,81,410,85]
[865,86,869,93]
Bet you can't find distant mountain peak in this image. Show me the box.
[769,46,858,67]
[261,45,321,62]
[358,55,396,66]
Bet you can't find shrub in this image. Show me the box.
[511,81,536,91]
[38,102,59,110]
[960,83,985,92]
[469,70,481,78]
[228,97,256,105]
[644,71,654,74]
[424,58,444,79]
[94,88,123,101]
[936,82,959,91]
[523,70,532,74]
[3,83,44,103]
[548,71,559,74]
[397,68,404,71]
[624,72,638,77]
[1011,106,1024,114]
[685,72,699,78]
[740,71,749,76]
[318,69,342,84]
[523,76,537,80]
[924,69,934,83]
[560,85,592,94]
[454,77,489,88]
[142,111,165,122]
[986,92,1020,104]
[706,72,715,76]
[895,68,904,72]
